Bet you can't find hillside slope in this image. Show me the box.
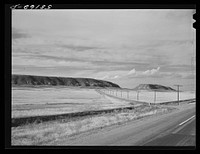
[133,84,176,92]
[12,74,120,88]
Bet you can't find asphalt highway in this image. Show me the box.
[140,112,195,146]
[54,103,196,146]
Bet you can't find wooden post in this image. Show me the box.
[154,90,156,103]
[137,91,139,101]
[127,91,129,99]
[174,85,183,105]
[128,91,129,99]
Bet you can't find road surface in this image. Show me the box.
[54,103,196,146]
[141,115,195,146]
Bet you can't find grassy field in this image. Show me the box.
[12,87,132,118]
[11,104,176,145]
[11,86,195,145]
[12,87,195,118]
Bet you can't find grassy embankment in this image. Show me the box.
[12,104,176,145]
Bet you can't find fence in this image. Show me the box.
[99,89,195,104]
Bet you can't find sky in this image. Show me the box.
[12,9,196,91]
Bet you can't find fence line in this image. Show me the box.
[98,88,195,104]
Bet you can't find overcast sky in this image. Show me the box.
[12,9,196,90]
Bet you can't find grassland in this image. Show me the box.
[11,104,176,145]
[12,87,131,118]
[11,86,195,145]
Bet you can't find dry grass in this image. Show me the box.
[12,105,175,145]
[12,87,131,118]
[11,86,186,145]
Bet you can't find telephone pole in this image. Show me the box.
[137,91,140,101]
[174,85,183,105]
[127,91,129,99]
[154,90,157,103]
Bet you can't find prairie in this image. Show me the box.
[11,86,195,145]
[12,87,195,118]
[12,104,175,145]
[12,86,131,118]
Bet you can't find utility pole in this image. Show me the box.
[154,90,157,103]
[174,85,183,105]
[137,91,140,101]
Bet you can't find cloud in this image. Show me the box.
[142,67,160,75]
[162,64,195,72]
[124,67,161,78]
[12,56,91,68]
[100,75,110,80]
[179,72,196,79]
[127,68,136,75]
[12,28,29,39]
[100,75,120,80]
[113,75,119,79]
[12,10,195,88]
[57,44,100,51]
[100,67,161,80]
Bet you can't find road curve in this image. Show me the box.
[53,103,196,146]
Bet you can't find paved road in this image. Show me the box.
[55,104,196,146]
[140,114,195,146]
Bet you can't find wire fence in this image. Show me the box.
[99,89,195,104]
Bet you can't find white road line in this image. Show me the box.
[179,115,195,126]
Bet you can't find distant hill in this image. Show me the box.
[133,84,176,92]
[12,74,121,88]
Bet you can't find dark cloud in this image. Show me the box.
[162,64,194,72]
[25,54,150,72]
[12,28,29,39]
[135,40,193,51]
[181,73,196,79]
[57,44,100,51]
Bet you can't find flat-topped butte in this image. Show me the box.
[12,74,121,88]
